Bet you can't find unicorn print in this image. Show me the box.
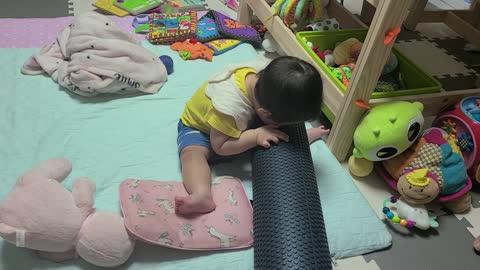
[154,183,174,190]
[156,198,175,214]
[224,213,240,225]
[226,190,238,206]
[158,231,173,245]
[206,226,236,248]
[129,179,139,188]
[129,193,141,203]
[137,209,155,217]
[181,223,194,237]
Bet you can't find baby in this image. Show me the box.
[176,56,329,215]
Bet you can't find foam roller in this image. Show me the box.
[251,124,331,270]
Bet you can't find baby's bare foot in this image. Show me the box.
[175,193,216,215]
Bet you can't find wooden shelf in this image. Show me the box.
[238,0,480,161]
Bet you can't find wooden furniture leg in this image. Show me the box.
[404,0,428,31]
[360,0,376,25]
[472,0,480,28]
[238,0,253,25]
[326,0,412,161]
[445,11,480,48]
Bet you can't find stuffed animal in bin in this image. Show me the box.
[0,158,135,267]
[332,38,398,74]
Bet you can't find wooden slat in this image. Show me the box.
[419,10,448,22]
[416,10,478,24]
[472,0,480,28]
[328,0,368,29]
[366,0,380,8]
[237,0,253,25]
[404,0,428,30]
[360,0,377,25]
[445,11,480,47]
[371,88,480,117]
[453,10,475,23]
[326,0,412,161]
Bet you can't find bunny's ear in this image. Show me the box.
[0,223,26,247]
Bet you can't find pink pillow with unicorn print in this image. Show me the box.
[119,176,253,250]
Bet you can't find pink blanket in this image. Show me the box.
[119,177,253,250]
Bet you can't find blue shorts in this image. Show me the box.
[177,120,211,153]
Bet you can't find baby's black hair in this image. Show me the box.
[255,56,323,123]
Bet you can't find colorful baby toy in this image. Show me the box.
[348,101,425,177]
[382,196,439,230]
[147,10,198,45]
[170,38,214,61]
[378,127,472,213]
[433,96,480,184]
[271,0,328,31]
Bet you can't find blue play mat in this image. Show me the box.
[0,42,391,269]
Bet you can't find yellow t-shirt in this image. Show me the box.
[180,67,256,138]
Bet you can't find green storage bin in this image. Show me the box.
[296,29,441,99]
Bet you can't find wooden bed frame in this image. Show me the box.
[237,0,480,161]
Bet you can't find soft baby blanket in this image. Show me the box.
[21,12,168,97]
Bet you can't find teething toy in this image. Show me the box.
[382,196,439,230]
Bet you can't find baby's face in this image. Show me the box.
[256,109,301,127]
[257,110,277,126]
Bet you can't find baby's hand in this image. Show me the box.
[254,125,289,148]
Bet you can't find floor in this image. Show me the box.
[1,0,479,269]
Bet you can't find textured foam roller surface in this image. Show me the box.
[252,124,332,270]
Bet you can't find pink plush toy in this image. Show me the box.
[0,158,135,267]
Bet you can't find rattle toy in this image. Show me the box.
[382,196,439,230]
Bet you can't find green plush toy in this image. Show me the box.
[348,101,425,177]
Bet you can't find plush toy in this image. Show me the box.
[262,31,286,55]
[294,0,329,30]
[382,53,398,75]
[333,38,362,65]
[323,49,335,66]
[170,38,214,61]
[306,18,340,31]
[159,55,174,74]
[348,101,425,177]
[379,127,472,213]
[0,158,135,267]
[0,159,255,267]
[332,38,398,74]
[329,63,355,86]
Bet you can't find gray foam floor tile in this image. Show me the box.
[0,0,71,18]
[364,216,479,270]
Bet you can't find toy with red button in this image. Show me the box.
[433,96,480,184]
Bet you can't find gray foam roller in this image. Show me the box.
[251,124,331,270]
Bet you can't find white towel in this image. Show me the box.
[21,12,168,97]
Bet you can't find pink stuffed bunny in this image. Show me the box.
[0,158,135,267]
